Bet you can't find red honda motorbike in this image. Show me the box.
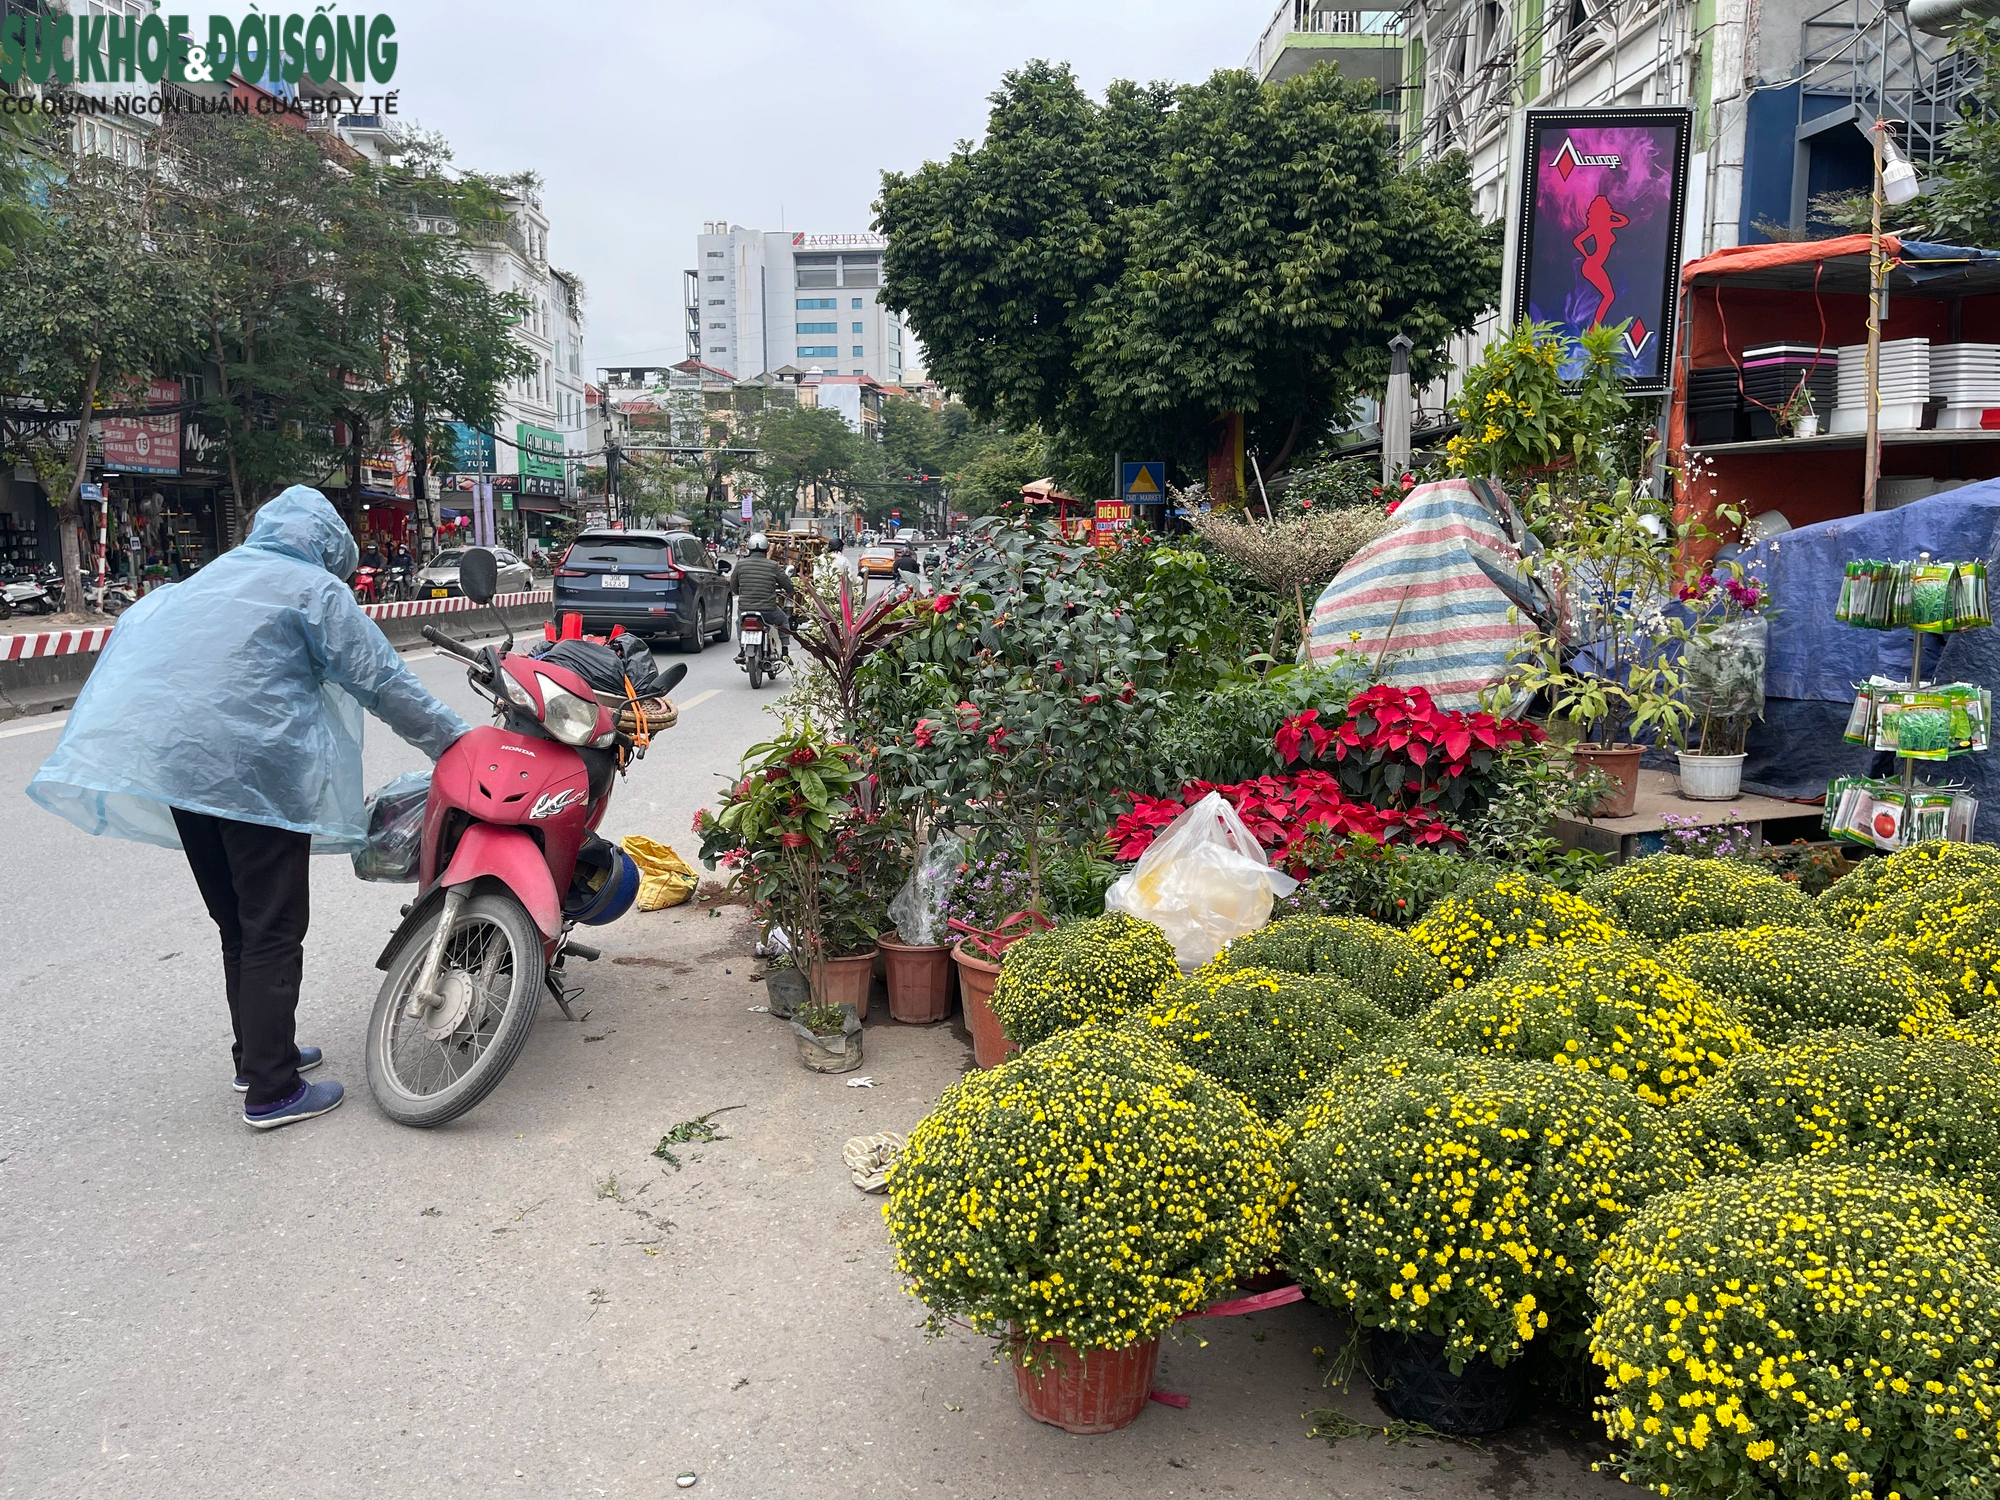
[363,549,683,1127]
[352,564,381,604]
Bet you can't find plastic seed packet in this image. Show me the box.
[1871,683,1989,760]
[1824,777,1965,848]
[1835,559,1992,631]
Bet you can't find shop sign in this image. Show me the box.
[445,422,495,473]
[361,435,411,498]
[101,378,181,475]
[1121,461,1164,508]
[1093,499,1132,547]
[516,423,564,482]
[1512,108,1691,394]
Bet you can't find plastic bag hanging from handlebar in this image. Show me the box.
[350,770,431,883]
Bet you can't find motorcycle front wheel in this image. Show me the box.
[365,892,546,1128]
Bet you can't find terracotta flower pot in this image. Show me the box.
[880,932,955,1023]
[811,950,878,1020]
[953,942,1016,1069]
[1571,742,1645,819]
[1012,1335,1162,1434]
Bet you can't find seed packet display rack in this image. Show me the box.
[1829,553,1991,847]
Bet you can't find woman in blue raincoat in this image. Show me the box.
[28,486,469,1130]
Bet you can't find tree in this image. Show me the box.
[0,145,195,613]
[155,112,376,518]
[753,403,862,523]
[0,108,51,270]
[1919,17,2000,249]
[878,61,1499,485]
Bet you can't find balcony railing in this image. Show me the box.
[1251,2,1401,81]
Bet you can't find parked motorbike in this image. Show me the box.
[0,568,56,617]
[736,608,787,690]
[364,547,685,1127]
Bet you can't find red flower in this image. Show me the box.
[1119,682,1135,704]
[932,593,957,613]
[779,831,809,849]
[1385,499,1402,516]
[787,745,818,765]
[987,726,1010,749]
[955,700,981,730]
[764,767,784,782]
[913,719,936,748]
[1082,693,1101,706]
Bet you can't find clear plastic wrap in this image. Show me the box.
[350,770,431,883]
[885,832,966,946]
[1104,792,1297,969]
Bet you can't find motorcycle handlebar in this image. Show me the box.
[421,625,488,674]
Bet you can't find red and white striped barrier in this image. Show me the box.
[361,588,552,621]
[0,589,553,661]
[0,626,115,661]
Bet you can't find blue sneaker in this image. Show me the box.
[234,1046,323,1093]
[243,1078,344,1131]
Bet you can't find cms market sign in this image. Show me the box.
[1,9,398,89]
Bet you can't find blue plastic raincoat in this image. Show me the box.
[28,486,469,853]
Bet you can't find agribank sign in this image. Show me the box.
[0,10,398,90]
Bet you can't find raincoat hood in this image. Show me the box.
[26,487,467,852]
[248,485,360,579]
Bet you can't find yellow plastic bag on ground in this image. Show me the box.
[621,836,698,911]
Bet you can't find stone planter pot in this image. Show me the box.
[810,950,879,1020]
[1371,1329,1516,1436]
[1677,751,1746,801]
[953,942,1016,1069]
[1012,1334,1162,1434]
[1571,742,1645,818]
[762,966,808,1019]
[880,932,955,1023]
[791,1009,864,1073]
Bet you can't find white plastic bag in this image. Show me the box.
[886,832,966,945]
[1104,792,1298,969]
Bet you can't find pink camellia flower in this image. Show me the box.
[932,593,957,614]
[987,726,1010,749]
[956,700,981,730]
[1082,692,1101,706]
[913,719,936,748]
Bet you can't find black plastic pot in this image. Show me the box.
[1371,1330,1516,1436]
[763,967,808,1019]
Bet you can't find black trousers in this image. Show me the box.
[172,809,312,1106]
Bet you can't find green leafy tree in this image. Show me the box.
[0,108,51,269]
[753,403,862,524]
[878,62,1498,485]
[0,145,195,612]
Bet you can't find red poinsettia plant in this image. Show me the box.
[1112,773,1463,870]
[1275,683,1541,818]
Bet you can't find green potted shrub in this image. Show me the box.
[1408,870,1622,989]
[1583,853,1819,941]
[1662,924,1952,1041]
[1121,965,1398,1120]
[1591,1160,2000,1499]
[791,998,864,1074]
[885,1025,1285,1433]
[988,912,1179,1053]
[1423,939,1760,1106]
[1673,563,1772,800]
[1204,913,1449,1017]
[1285,1049,1696,1435]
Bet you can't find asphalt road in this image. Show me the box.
[0,607,1622,1499]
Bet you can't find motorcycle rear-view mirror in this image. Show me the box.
[459,547,499,605]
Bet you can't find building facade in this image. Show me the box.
[684,223,910,387]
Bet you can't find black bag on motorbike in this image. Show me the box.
[351,770,430,883]
[527,637,667,699]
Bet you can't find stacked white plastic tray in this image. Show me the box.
[1932,343,2000,430]
[1831,339,1930,434]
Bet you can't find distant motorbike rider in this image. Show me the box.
[730,533,795,658]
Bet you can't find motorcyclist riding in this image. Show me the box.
[27,486,469,1132]
[730,533,795,659]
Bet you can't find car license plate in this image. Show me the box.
[600,574,629,589]
[430,587,448,598]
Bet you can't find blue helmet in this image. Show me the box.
[564,839,640,926]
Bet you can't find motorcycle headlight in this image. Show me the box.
[499,670,536,711]
[537,677,600,746]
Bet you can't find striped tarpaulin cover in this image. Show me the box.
[1305,479,1538,709]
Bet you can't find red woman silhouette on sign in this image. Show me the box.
[1573,194,1629,328]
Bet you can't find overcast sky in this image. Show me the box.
[388,0,1277,374]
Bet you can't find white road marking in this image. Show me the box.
[676,689,719,711]
[0,713,68,740]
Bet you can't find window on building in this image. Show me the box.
[851,298,864,309]
[840,254,880,288]
[709,321,727,329]
[797,346,837,358]
[710,345,729,353]
[795,253,839,289]
[797,298,837,310]
[851,346,864,358]
[708,298,724,306]
[852,370,865,376]
[707,274,724,282]
[797,322,837,334]
[851,322,863,334]
[706,250,724,258]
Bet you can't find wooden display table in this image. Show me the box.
[1554,770,1824,862]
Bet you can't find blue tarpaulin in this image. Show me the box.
[1735,481,2000,841]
